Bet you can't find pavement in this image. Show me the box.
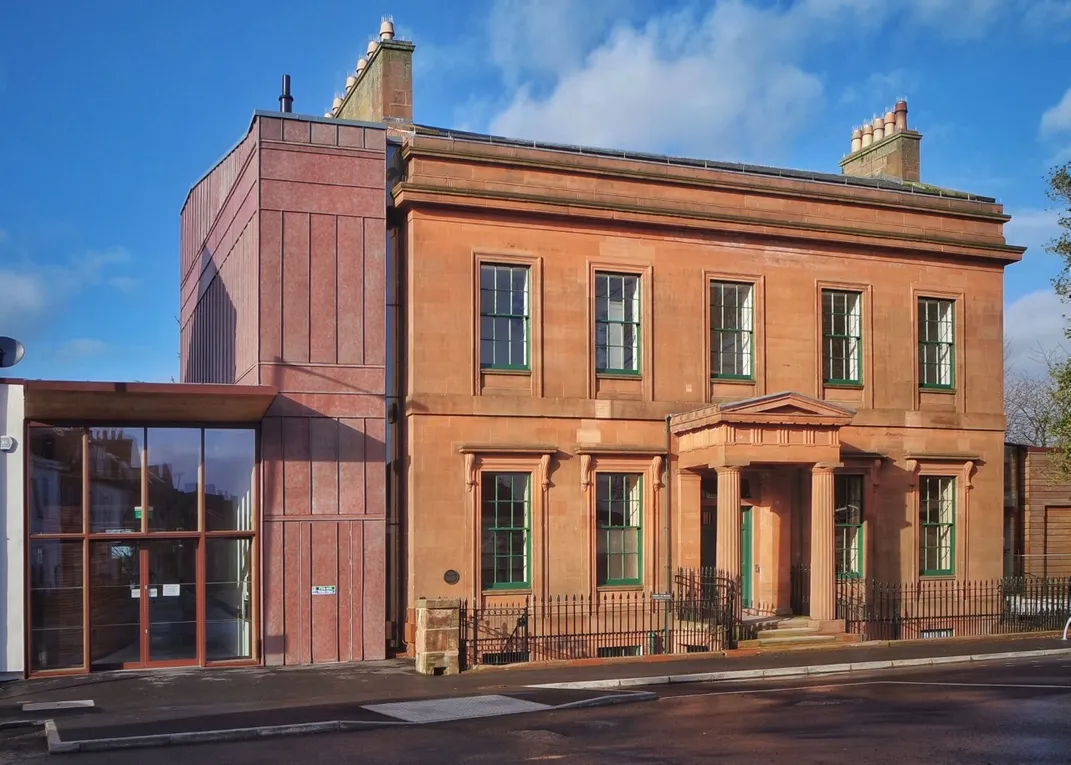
[1,632,1069,755]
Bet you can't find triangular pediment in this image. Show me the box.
[719,391,855,419]
[669,391,854,433]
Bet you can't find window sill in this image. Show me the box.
[597,583,643,592]
[824,381,864,390]
[481,586,532,595]
[596,372,642,380]
[919,573,955,580]
[919,386,956,395]
[481,367,531,376]
[711,376,755,385]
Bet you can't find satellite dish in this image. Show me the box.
[0,337,25,368]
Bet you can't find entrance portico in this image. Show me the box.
[670,392,855,622]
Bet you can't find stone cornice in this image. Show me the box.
[401,139,1012,224]
[392,184,1023,265]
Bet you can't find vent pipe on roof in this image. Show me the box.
[279,74,293,113]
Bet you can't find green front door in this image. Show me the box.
[740,507,753,609]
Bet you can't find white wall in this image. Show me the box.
[0,383,25,677]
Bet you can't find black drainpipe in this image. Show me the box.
[664,415,672,594]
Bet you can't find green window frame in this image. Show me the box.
[834,474,864,579]
[918,298,954,389]
[919,476,956,576]
[822,290,862,385]
[480,264,530,370]
[596,473,643,586]
[710,281,754,379]
[595,272,641,375]
[480,472,531,590]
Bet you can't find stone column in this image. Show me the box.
[715,466,742,581]
[809,464,838,622]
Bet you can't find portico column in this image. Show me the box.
[809,463,839,621]
[715,466,742,581]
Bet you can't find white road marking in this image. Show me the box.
[665,682,878,700]
[882,681,1071,690]
[662,678,1071,701]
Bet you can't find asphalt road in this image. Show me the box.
[9,657,1071,763]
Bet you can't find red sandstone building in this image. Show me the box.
[0,19,1035,676]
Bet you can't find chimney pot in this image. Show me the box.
[884,110,895,136]
[357,57,368,74]
[850,127,863,154]
[894,99,908,132]
[346,75,357,89]
[379,18,395,41]
[332,96,343,110]
[872,115,885,142]
[861,123,873,148]
[367,40,379,57]
[324,111,334,118]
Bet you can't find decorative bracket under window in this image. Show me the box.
[540,453,552,490]
[904,459,918,489]
[963,460,976,490]
[580,454,593,492]
[465,453,478,492]
[651,456,664,489]
[869,458,882,489]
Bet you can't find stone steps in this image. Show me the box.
[737,613,860,651]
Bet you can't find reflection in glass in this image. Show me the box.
[29,428,84,534]
[148,540,198,661]
[204,429,255,531]
[89,541,141,668]
[147,429,200,531]
[88,428,143,533]
[205,538,253,660]
[30,541,84,671]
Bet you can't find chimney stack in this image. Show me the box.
[839,99,921,183]
[328,16,415,128]
[278,74,293,113]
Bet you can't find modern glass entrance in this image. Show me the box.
[28,425,257,675]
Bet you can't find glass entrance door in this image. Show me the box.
[89,540,142,670]
[147,539,198,664]
[89,539,200,669]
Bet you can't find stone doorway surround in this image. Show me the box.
[670,391,855,626]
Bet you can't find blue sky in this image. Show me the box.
[2,0,1070,381]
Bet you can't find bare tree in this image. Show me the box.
[1005,337,1064,446]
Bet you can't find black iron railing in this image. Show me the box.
[836,575,1071,641]
[459,569,739,668]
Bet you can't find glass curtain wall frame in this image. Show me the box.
[24,423,259,677]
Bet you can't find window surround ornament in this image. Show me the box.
[461,446,556,492]
[576,447,666,492]
[903,454,980,489]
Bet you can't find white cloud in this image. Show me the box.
[485,0,1063,158]
[490,2,830,158]
[0,245,135,340]
[109,275,140,293]
[901,0,1005,39]
[1042,87,1071,136]
[52,339,111,359]
[1005,208,1062,257]
[1006,289,1069,375]
[487,0,638,87]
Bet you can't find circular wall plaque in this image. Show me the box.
[443,569,460,585]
